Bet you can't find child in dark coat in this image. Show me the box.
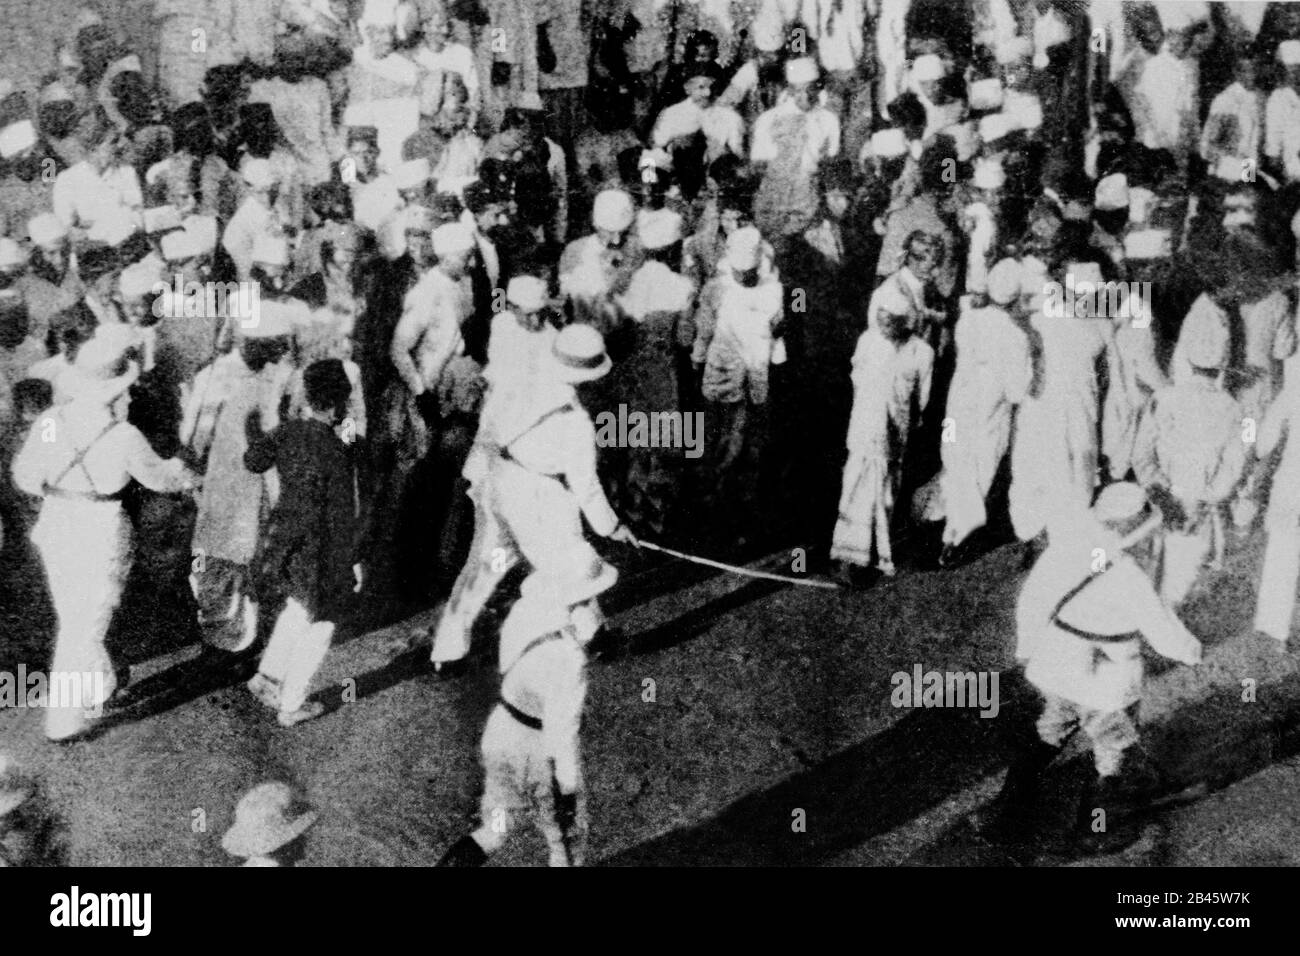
[244,359,362,727]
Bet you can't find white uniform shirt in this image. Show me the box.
[52,162,143,230]
[1265,85,1300,183]
[389,267,470,394]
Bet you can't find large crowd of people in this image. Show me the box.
[2,0,1300,864]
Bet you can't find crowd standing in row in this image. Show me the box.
[2,0,1300,864]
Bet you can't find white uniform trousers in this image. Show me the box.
[259,597,335,714]
[1254,505,1300,642]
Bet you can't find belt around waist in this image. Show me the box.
[496,449,565,484]
[1054,619,1141,644]
[499,698,542,730]
[42,485,126,503]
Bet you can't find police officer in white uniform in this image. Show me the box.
[427,324,637,672]
[978,483,1202,853]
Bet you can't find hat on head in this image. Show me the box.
[978,112,1016,145]
[1279,40,1300,65]
[186,215,218,255]
[1068,261,1104,287]
[431,221,475,257]
[0,755,35,819]
[1124,228,1172,260]
[241,157,277,190]
[251,234,290,267]
[972,156,1005,191]
[639,208,683,250]
[161,228,201,263]
[723,226,763,272]
[1095,172,1129,211]
[394,157,432,191]
[1018,255,1049,298]
[868,128,909,159]
[912,54,946,83]
[1004,92,1043,131]
[221,782,318,859]
[65,324,140,404]
[548,322,611,384]
[119,261,160,301]
[239,300,294,339]
[143,205,183,235]
[987,258,1021,306]
[1157,0,1208,31]
[995,35,1033,65]
[0,120,37,159]
[592,189,635,233]
[784,57,820,86]
[506,275,549,314]
[28,213,67,249]
[0,238,25,271]
[968,77,1003,111]
[946,122,979,162]
[38,81,74,108]
[1092,481,1158,545]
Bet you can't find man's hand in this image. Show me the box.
[353,563,364,594]
[608,522,639,546]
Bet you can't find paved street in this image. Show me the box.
[3,517,1299,867]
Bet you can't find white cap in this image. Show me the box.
[431,221,475,257]
[241,158,277,190]
[1124,229,1172,260]
[1067,262,1104,287]
[240,301,294,339]
[393,157,432,190]
[1279,40,1300,66]
[1156,1,1208,31]
[968,78,1003,112]
[639,209,683,251]
[185,215,219,255]
[723,226,763,272]
[784,57,820,86]
[86,208,140,247]
[1095,173,1129,211]
[0,238,26,270]
[0,120,37,159]
[28,212,67,248]
[638,147,673,173]
[972,157,1005,191]
[870,279,913,320]
[513,90,544,112]
[161,229,202,262]
[1004,92,1043,131]
[869,128,909,159]
[978,112,1016,144]
[752,6,787,53]
[592,189,634,233]
[119,261,160,300]
[987,258,1021,306]
[506,275,548,313]
[251,234,291,267]
[995,35,1033,65]
[143,205,183,235]
[912,54,946,83]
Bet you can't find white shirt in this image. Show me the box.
[652,99,746,161]
[52,162,143,230]
[750,98,840,171]
[1265,85,1300,183]
[1201,81,1263,178]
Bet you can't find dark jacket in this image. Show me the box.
[245,418,360,622]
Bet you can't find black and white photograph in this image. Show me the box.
[0,0,1291,913]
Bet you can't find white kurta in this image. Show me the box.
[832,328,934,572]
[1254,386,1300,641]
[940,302,1032,545]
[1010,311,1115,541]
